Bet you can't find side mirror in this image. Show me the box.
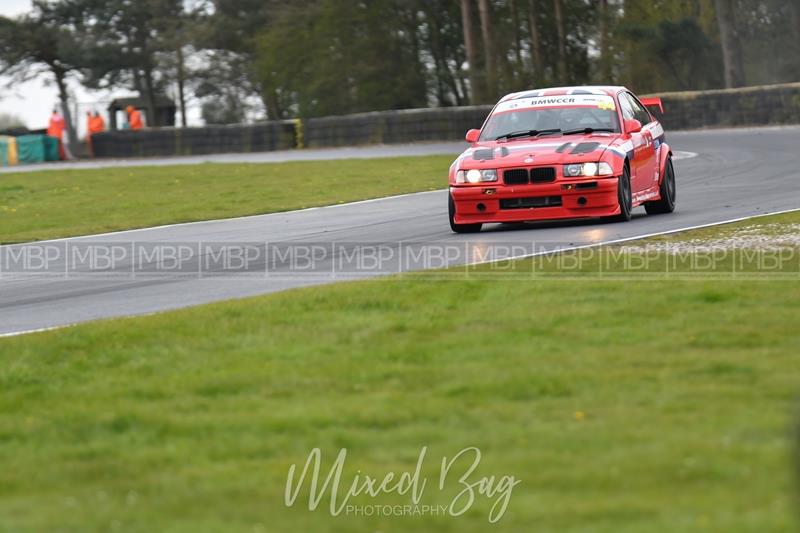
[465,129,481,143]
[624,118,642,134]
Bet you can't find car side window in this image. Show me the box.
[625,93,652,125]
[617,93,636,121]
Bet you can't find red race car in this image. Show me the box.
[448,86,676,233]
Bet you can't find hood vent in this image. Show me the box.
[570,142,601,155]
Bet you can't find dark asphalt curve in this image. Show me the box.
[1,126,798,336]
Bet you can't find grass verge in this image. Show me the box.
[0,212,798,532]
[0,155,451,244]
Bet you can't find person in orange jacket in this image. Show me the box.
[47,108,66,160]
[126,106,144,130]
[86,110,106,157]
[88,111,105,135]
[47,108,65,138]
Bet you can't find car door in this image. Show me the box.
[627,92,660,192]
[618,92,657,194]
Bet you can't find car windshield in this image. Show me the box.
[480,94,620,141]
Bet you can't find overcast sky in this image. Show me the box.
[1,0,31,17]
[0,0,201,132]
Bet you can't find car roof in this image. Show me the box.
[498,86,627,102]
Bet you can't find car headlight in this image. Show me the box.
[563,162,614,177]
[456,169,498,184]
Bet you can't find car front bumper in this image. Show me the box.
[450,177,620,224]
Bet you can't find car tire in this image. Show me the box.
[448,194,482,233]
[606,165,632,222]
[644,157,676,215]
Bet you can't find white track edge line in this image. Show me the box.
[1,189,444,245]
[467,206,800,267]
[3,151,697,246]
[0,325,71,338]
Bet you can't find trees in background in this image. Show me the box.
[527,0,544,84]
[255,0,427,118]
[1,0,799,125]
[66,0,186,126]
[477,0,497,97]
[247,0,800,113]
[553,0,568,84]
[733,0,800,89]
[714,0,744,88]
[460,0,484,102]
[0,1,83,147]
[193,0,274,123]
[618,7,721,92]
[0,113,25,130]
[420,1,469,106]
[452,0,597,101]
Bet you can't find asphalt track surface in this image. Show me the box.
[1,126,798,336]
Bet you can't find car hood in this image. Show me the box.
[455,132,624,169]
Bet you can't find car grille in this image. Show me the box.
[500,196,562,209]
[502,167,557,185]
[530,167,556,183]
[503,169,529,185]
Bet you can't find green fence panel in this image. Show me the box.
[16,135,47,163]
[43,136,59,161]
[0,138,8,166]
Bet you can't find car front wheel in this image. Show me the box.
[606,165,632,222]
[644,157,676,215]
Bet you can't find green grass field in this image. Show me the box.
[1,212,798,532]
[0,155,451,243]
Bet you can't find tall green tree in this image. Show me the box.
[255,0,427,118]
[197,0,276,119]
[597,0,614,82]
[732,0,800,86]
[526,0,544,84]
[477,0,498,98]
[714,0,744,87]
[460,0,485,103]
[0,1,82,148]
[553,0,568,84]
[419,0,468,106]
[617,0,722,93]
[66,0,185,125]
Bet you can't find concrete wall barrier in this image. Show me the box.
[302,106,493,147]
[90,82,800,158]
[92,121,296,158]
[646,82,800,130]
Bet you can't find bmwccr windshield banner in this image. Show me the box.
[495,94,617,113]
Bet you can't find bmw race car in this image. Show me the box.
[448,86,676,233]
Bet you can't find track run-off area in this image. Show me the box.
[1,126,798,336]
